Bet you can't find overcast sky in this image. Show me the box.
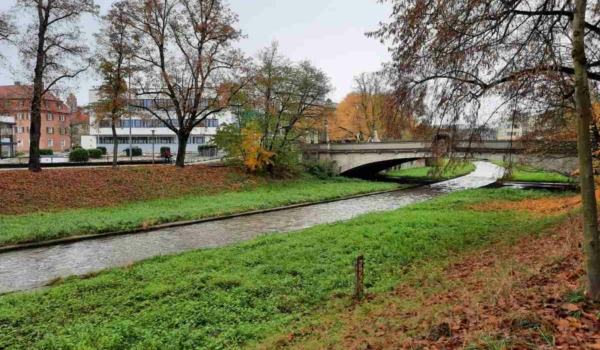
[0,0,392,105]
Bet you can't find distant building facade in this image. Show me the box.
[0,116,15,158]
[88,89,237,154]
[0,84,71,152]
[70,109,90,148]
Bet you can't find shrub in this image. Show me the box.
[88,149,103,159]
[160,147,171,158]
[198,144,218,157]
[39,149,54,156]
[304,158,339,179]
[69,148,89,163]
[124,147,142,157]
[96,147,107,155]
[72,146,82,150]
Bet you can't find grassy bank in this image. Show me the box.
[0,177,398,247]
[0,188,571,349]
[384,161,475,180]
[492,161,573,183]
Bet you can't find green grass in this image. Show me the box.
[491,161,573,183]
[0,177,398,248]
[0,188,566,349]
[385,161,475,180]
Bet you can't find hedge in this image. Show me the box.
[96,147,107,155]
[124,147,143,157]
[69,148,89,163]
[88,149,103,159]
[39,149,54,156]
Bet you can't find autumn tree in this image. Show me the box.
[250,42,332,157]
[119,0,251,168]
[90,1,135,168]
[66,93,78,113]
[15,0,98,172]
[372,0,600,299]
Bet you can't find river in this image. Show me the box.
[0,161,504,294]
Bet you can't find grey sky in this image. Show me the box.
[0,0,392,105]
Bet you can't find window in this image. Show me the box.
[17,139,23,148]
[59,115,66,122]
[205,119,219,128]
[189,136,205,144]
[47,127,54,134]
[17,127,24,134]
[59,127,65,135]
[47,139,54,147]
[61,139,66,148]
[47,114,53,121]
[18,100,24,108]
[17,113,23,121]
[57,103,63,110]
[27,127,30,133]
[45,100,51,109]
[27,113,31,120]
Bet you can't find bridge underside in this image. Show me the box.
[314,151,579,178]
[340,157,425,178]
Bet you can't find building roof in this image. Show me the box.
[0,84,62,101]
[70,108,90,125]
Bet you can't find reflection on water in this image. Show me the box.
[0,162,504,294]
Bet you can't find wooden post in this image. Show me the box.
[354,255,365,300]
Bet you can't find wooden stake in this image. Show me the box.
[354,255,365,300]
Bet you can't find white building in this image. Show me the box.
[89,90,236,154]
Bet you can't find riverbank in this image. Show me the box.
[264,199,592,349]
[384,161,475,181]
[0,174,399,247]
[0,188,578,349]
[492,160,573,183]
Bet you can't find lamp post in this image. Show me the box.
[151,129,155,165]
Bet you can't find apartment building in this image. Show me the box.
[0,84,71,152]
[88,89,236,154]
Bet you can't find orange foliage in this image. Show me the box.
[240,127,276,172]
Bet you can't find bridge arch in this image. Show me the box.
[307,141,579,178]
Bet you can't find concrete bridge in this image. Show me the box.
[307,140,579,177]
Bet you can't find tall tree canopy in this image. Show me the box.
[119,0,251,167]
[15,0,98,172]
[371,0,600,299]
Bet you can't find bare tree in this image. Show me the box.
[371,0,600,299]
[119,0,251,167]
[91,1,135,168]
[354,72,386,140]
[16,0,99,172]
[0,12,16,54]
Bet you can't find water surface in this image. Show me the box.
[0,161,504,294]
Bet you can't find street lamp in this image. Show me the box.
[151,129,155,165]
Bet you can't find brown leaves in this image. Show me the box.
[293,214,600,350]
[0,165,261,215]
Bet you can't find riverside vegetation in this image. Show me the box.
[0,188,576,349]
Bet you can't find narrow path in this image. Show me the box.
[0,162,504,294]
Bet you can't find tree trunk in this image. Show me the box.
[28,2,47,173]
[572,0,600,301]
[28,83,42,172]
[175,133,189,168]
[111,122,118,169]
